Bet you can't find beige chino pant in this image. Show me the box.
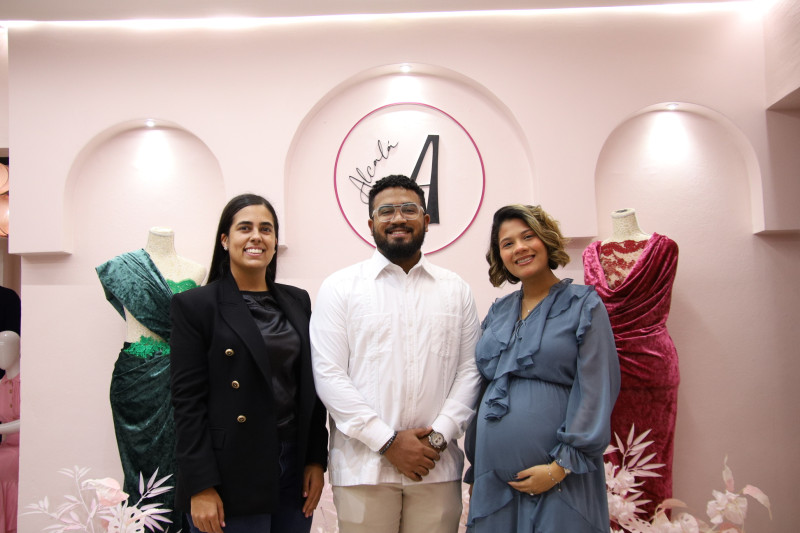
[333,481,463,533]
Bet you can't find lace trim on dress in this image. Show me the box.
[166,278,198,294]
[599,239,647,289]
[122,336,171,358]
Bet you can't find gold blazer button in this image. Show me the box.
[225,349,234,356]
[237,415,247,423]
[231,381,240,389]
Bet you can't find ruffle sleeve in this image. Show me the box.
[550,291,620,473]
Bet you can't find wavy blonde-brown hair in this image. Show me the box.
[486,204,570,287]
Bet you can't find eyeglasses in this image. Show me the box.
[372,202,425,222]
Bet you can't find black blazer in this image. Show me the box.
[169,272,328,517]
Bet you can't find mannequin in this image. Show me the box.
[582,209,679,517]
[0,330,20,533]
[0,285,21,381]
[600,208,652,289]
[125,227,206,343]
[96,228,205,526]
[603,208,651,243]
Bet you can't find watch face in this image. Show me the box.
[430,432,446,448]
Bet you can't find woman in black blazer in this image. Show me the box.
[170,194,328,533]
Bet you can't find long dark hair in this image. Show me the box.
[208,194,280,284]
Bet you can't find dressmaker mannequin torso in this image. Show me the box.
[600,209,652,289]
[0,331,20,436]
[602,208,651,244]
[582,208,679,517]
[124,228,206,342]
[95,228,206,525]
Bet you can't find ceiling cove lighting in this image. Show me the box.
[1,2,759,30]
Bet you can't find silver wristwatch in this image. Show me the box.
[428,430,447,451]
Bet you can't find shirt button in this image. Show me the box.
[231,381,240,389]
[237,415,247,423]
[225,349,234,357]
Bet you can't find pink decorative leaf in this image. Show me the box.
[629,450,645,468]
[149,473,173,490]
[742,484,772,519]
[658,498,687,510]
[147,468,160,490]
[626,424,636,448]
[631,428,652,447]
[632,452,657,469]
[139,503,161,511]
[638,462,665,471]
[146,486,174,497]
[635,471,663,478]
[722,455,735,492]
[630,440,654,454]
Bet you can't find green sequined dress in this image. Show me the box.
[96,249,198,525]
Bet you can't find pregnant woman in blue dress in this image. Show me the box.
[467,205,620,533]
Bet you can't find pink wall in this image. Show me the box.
[0,28,7,152]
[594,106,799,532]
[764,0,800,107]
[3,5,798,532]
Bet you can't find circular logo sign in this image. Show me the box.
[334,102,485,254]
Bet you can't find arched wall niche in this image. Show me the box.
[595,102,764,235]
[281,62,536,283]
[64,119,225,280]
[591,102,793,530]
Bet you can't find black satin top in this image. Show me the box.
[241,291,301,439]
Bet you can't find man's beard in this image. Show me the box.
[373,223,426,262]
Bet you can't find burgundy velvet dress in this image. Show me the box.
[583,233,679,516]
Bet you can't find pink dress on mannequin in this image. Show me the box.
[583,233,679,516]
[0,373,20,533]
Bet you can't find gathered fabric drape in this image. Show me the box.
[97,249,196,525]
[583,233,679,516]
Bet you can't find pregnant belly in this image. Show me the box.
[474,377,569,479]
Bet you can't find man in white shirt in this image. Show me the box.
[310,175,482,533]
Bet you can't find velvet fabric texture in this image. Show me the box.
[583,233,680,517]
[96,250,195,525]
[96,249,174,340]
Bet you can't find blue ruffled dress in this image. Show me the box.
[467,279,620,533]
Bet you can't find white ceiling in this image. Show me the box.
[0,0,737,21]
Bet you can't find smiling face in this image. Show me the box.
[221,204,277,288]
[368,186,429,271]
[497,218,552,284]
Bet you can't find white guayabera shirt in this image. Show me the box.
[310,250,482,486]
